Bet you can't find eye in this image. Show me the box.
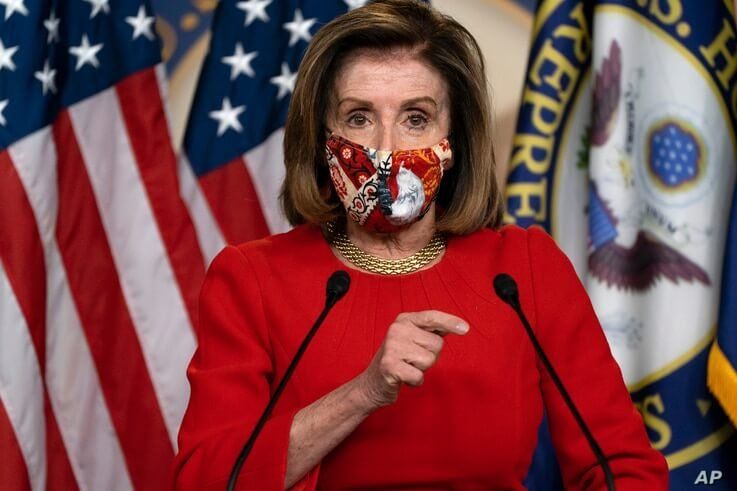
[406,112,429,129]
[347,112,370,127]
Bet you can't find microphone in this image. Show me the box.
[227,270,351,491]
[493,273,616,491]
[325,270,350,307]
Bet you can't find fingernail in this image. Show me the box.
[457,323,469,334]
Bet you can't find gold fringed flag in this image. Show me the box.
[708,184,737,426]
[506,0,737,488]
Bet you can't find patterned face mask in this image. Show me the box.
[325,133,452,233]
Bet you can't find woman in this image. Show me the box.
[174,1,668,489]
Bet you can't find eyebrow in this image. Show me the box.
[337,97,374,109]
[401,97,438,109]
[337,96,438,109]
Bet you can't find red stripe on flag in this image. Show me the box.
[0,400,30,491]
[53,111,173,489]
[0,150,46,366]
[43,404,78,491]
[0,151,79,490]
[198,157,270,244]
[115,69,205,326]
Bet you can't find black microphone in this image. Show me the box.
[493,273,616,491]
[227,270,351,491]
[325,270,350,307]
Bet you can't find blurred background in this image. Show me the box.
[2,1,736,490]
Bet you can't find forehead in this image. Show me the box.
[332,48,448,104]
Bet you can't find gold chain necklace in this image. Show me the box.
[326,221,447,276]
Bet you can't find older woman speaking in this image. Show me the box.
[173,1,668,489]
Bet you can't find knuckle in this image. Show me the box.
[412,352,434,370]
[390,321,409,335]
[386,328,402,345]
[382,344,394,358]
[379,358,393,374]
[418,311,433,325]
[420,334,443,353]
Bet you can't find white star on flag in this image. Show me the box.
[209,97,246,136]
[0,99,8,126]
[222,43,257,80]
[34,60,57,95]
[44,9,60,44]
[283,9,317,47]
[0,0,28,20]
[70,35,104,71]
[270,62,297,100]
[344,0,369,10]
[236,0,272,26]
[0,40,18,72]
[83,0,110,19]
[125,6,156,41]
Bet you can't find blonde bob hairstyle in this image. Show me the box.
[280,0,503,234]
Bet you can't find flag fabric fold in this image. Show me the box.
[506,0,737,488]
[708,182,737,426]
[0,1,204,488]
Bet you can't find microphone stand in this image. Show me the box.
[226,271,350,491]
[494,274,615,491]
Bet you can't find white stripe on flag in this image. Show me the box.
[178,154,226,265]
[68,91,196,447]
[160,53,226,265]
[46,245,134,491]
[155,64,173,129]
[0,262,46,491]
[9,128,133,491]
[243,127,291,234]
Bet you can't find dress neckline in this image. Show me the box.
[309,223,455,281]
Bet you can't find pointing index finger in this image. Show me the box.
[403,310,469,335]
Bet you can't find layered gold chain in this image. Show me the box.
[326,221,447,275]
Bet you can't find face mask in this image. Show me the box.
[325,133,452,233]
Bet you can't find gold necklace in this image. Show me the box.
[326,221,447,276]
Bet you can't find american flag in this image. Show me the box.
[0,0,206,488]
[182,0,369,261]
[1,0,368,488]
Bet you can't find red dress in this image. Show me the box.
[173,224,668,490]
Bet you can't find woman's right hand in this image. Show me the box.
[355,310,470,410]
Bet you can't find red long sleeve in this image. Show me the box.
[526,227,669,489]
[173,224,668,489]
[173,245,319,490]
